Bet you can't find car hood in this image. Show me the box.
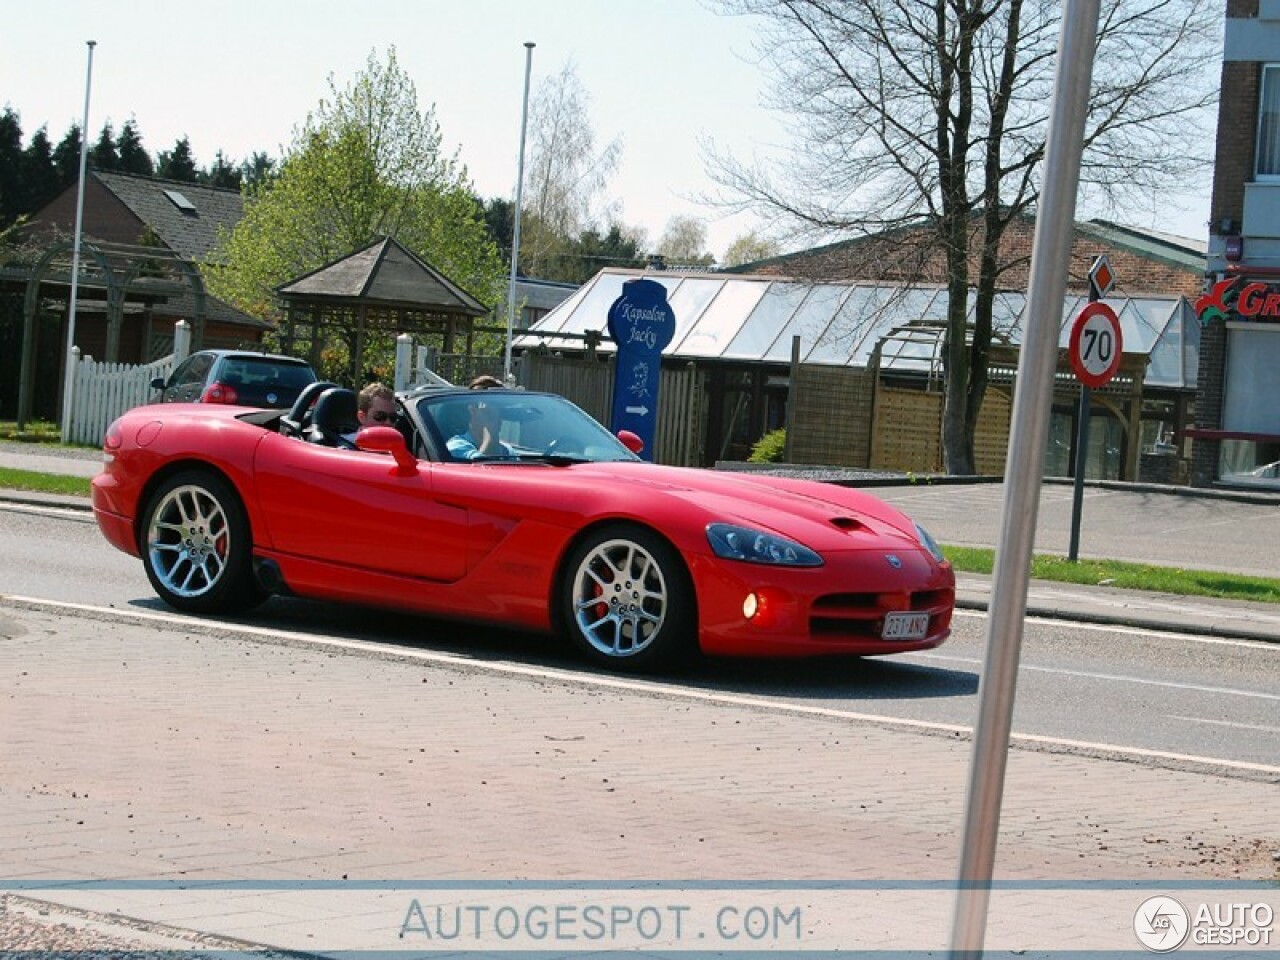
[561,461,930,554]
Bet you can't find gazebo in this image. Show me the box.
[275,236,489,384]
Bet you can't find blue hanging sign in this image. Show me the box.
[606,278,676,461]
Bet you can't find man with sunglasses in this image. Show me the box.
[342,382,398,445]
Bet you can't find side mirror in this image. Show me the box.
[150,377,166,392]
[356,426,419,476]
[617,430,644,455]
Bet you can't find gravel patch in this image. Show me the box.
[0,895,302,958]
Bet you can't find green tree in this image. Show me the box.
[89,121,119,171]
[156,135,198,181]
[206,47,504,370]
[723,230,780,268]
[571,221,646,280]
[708,0,1218,474]
[239,151,277,191]
[116,118,153,176]
[22,126,61,215]
[202,150,242,190]
[482,195,514,260]
[0,108,24,227]
[52,124,82,187]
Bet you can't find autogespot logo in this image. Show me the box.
[1135,896,1191,952]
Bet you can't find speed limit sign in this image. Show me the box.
[1068,302,1123,388]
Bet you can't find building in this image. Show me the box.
[1192,0,1280,489]
[23,170,268,362]
[520,219,1205,476]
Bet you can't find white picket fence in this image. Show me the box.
[65,321,191,446]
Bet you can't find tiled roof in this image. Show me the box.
[277,236,488,315]
[93,171,244,263]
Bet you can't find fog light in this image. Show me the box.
[743,592,760,620]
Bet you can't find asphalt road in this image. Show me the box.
[5,502,1278,772]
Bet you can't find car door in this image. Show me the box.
[252,432,469,582]
[164,353,215,403]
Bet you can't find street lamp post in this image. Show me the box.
[503,41,535,385]
[61,39,97,441]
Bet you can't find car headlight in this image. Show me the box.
[913,521,946,564]
[706,523,823,567]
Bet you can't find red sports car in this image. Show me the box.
[92,384,954,672]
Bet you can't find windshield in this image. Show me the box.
[415,392,640,464]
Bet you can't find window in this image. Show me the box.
[1257,65,1280,179]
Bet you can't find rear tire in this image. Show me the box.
[141,470,266,614]
[561,524,696,672]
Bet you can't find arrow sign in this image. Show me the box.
[606,279,676,460]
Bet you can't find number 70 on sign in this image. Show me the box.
[1068,302,1123,388]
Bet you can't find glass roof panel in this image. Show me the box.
[522,272,1189,373]
[845,287,935,365]
[759,284,853,362]
[670,277,742,358]
[723,283,812,359]
[794,285,869,364]
[675,278,767,357]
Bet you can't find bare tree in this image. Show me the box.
[707,0,1219,473]
[657,215,716,266]
[723,229,781,267]
[523,63,623,277]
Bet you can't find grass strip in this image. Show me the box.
[0,467,93,498]
[943,544,1280,605]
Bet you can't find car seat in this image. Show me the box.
[305,387,360,448]
[280,380,339,438]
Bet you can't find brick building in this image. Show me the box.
[1190,0,1280,488]
[4,171,268,421]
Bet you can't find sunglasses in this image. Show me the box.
[368,411,393,423]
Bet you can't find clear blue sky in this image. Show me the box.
[3,0,1212,262]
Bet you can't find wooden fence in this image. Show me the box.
[65,321,190,446]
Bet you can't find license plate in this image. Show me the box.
[882,611,930,640]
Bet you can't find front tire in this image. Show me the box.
[561,524,695,672]
[141,470,265,614]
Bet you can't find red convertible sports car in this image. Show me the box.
[92,384,954,672]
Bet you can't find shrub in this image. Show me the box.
[748,428,787,463]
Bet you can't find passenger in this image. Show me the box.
[468,374,505,390]
[446,396,514,460]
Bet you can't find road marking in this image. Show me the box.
[5,593,1280,779]
[916,650,1280,701]
[0,503,96,523]
[1168,715,1280,735]
[953,607,1280,651]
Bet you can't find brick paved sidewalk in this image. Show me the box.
[1,602,1276,954]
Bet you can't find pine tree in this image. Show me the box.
[116,119,153,176]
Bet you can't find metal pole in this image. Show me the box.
[1067,385,1091,561]
[503,41,535,385]
[61,39,97,441]
[1068,282,1101,561]
[948,0,1100,955]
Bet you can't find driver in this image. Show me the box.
[447,397,514,460]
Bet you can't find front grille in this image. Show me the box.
[809,588,955,641]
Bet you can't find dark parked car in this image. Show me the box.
[152,350,317,408]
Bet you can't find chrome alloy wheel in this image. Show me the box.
[570,537,669,658]
[146,484,232,598]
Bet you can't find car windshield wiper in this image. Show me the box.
[513,452,593,466]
